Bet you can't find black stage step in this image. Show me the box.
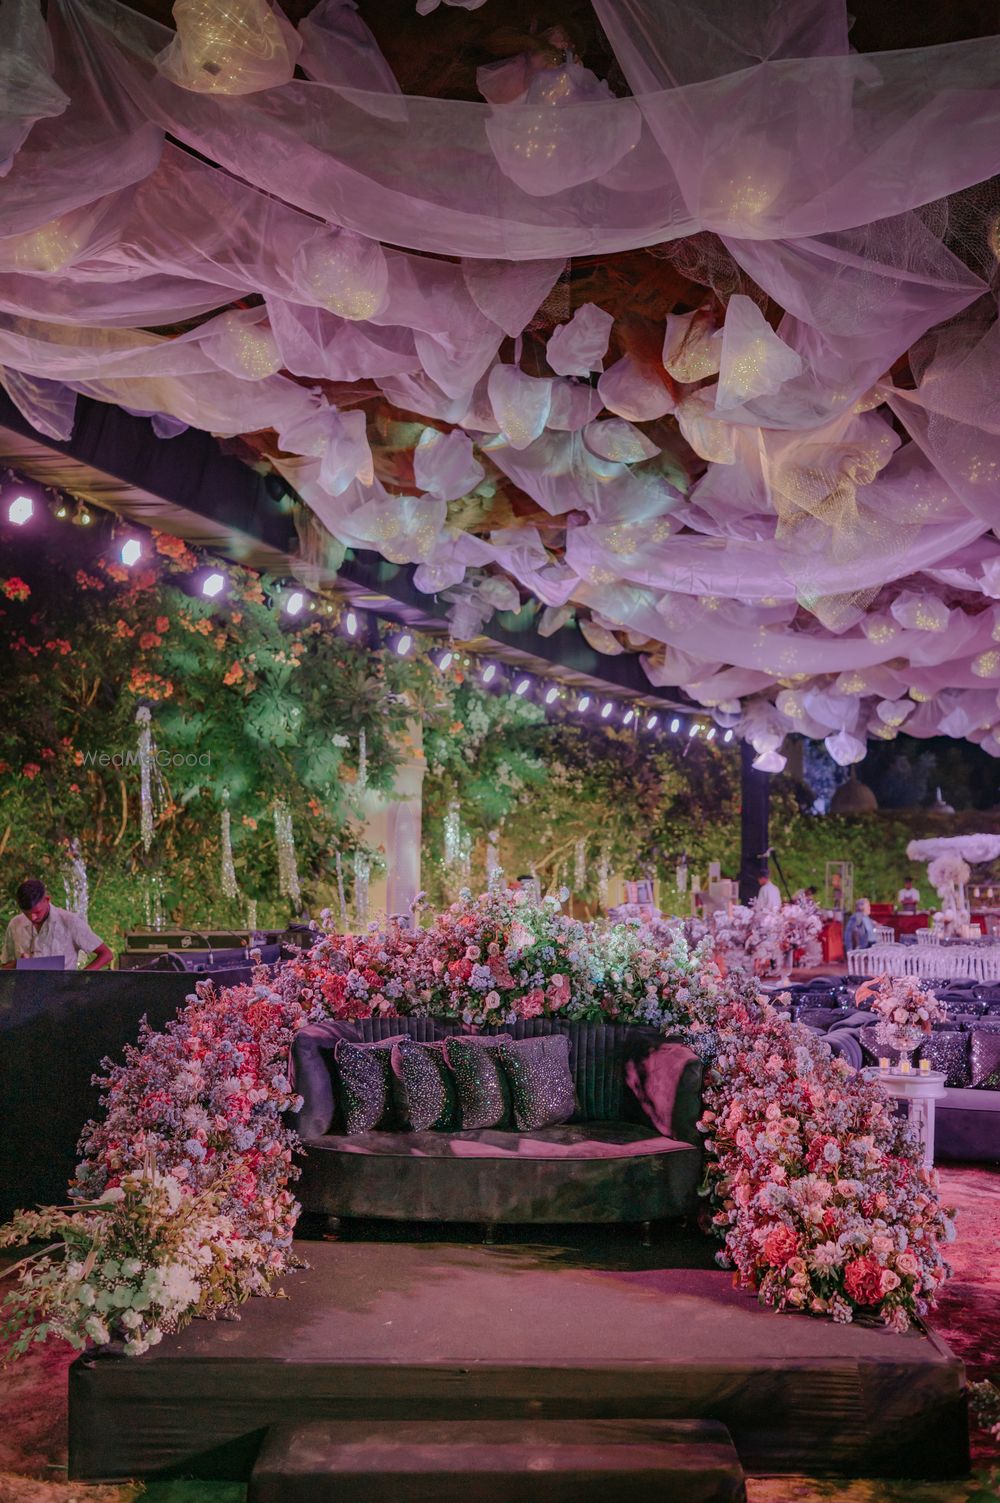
[247,1418,747,1503]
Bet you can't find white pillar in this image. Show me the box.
[358,721,425,921]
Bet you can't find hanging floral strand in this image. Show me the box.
[443,800,461,868]
[574,837,587,893]
[272,798,302,911]
[220,789,238,902]
[358,729,368,793]
[335,850,348,930]
[597,845,610,909]
[354,850,370,929]
[61,839,89,920]
[136,706,155,853]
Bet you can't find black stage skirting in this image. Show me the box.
[68,1240,969,1481]
[0,967,252,1219]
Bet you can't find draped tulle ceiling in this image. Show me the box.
[3,0,1000,767]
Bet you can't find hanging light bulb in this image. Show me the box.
[724,729,734,743]
[434,649,454,672]
[575,694,591,713]
[646,713,659,730]
[514,676,532,697]
[482,663,498,685]
[670,717,681,733]
[7,494,33,526]
[285,590,306,616]
[601,701,614,719]
[202,572,226,598]
[623,708,634,726]
[688,723,700,738]
[544,684,560,705]
[344,608,360,637]
[706,727,716,741]
[120,539,142,567]
[393,631,414,656]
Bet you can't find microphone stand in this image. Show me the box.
[762,847,794,904]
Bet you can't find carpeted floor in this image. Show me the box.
[0,1165,997,1503]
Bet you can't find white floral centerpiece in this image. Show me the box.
[856,974,947,1068]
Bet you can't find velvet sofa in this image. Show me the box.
[782,981,1000,1163]
[290,1017,704,1228]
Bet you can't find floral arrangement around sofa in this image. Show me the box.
[0,886,953,1359]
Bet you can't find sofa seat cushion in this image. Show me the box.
[309,1122,692,1160]
[298,1121,702,1224]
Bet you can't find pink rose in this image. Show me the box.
[547,974,571,1010]
[515,988,545,1019]
[895,1251,920,1277]
[844,1254,885,1307]
[762,1224,799,1268]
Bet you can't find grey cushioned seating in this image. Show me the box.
[291,1018,703,1225]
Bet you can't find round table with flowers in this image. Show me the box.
[862,1068,947,1168]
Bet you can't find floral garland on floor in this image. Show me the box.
[1,961,307,1356]
[693,973,955,1330]
[0,894,953,1357]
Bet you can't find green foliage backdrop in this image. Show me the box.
[2,507,998,951]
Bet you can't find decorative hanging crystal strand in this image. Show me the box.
[354,849,370,929]
[273,797,302,911]
[574,837,587,893]
[443,799,461,868]
[246,898,258,931]
[61,839,89,919]
[459,828,473,886]
[335,849,348,929]
[220,789,238,901]
[485,828,501,879]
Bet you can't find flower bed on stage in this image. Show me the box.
[1,891,953,1358]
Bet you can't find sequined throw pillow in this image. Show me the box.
[333,1037,405,1134]
[497,1034,576,1131]
[920,1030,971,1088]
[970,1029,1000,1090]
[390,1039,457,1132]
[443,1035,513,1130]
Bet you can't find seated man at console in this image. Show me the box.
[1,878,112,970]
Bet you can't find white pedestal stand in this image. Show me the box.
[862,1069,947,1168]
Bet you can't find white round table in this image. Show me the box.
[862,1068,946,1168]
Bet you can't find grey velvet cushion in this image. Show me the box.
[498,1034,576,1130]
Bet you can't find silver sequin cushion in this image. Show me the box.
[443,1035,513,1130]
[390,1039,458,1132]
[921,1030,971,1088]
[498,1034,576,1130]
[333,1037,406,1134]
[970,1029,1000,1090]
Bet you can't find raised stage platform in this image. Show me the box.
[68,1237,968,1482]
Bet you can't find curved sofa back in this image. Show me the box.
[291,1016,703,1140]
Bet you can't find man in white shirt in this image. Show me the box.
[1,878,112,971]
[756,871,782,912]
[897,877,921,909]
